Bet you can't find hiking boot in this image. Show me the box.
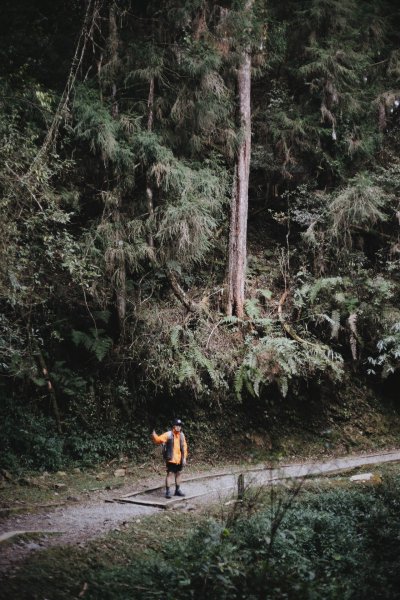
[165,488,172,499]
[174,488,185,497]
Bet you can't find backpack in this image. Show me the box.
[161,431,172,460]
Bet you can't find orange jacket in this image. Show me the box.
[152,430,188,464]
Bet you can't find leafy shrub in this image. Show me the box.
[86,477,400,599]
[64,429,141,467]
[0,397,144,472]
[235,334,343,398]
[368,322,400,378]
[0,399,64,472]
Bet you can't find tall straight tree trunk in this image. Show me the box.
[146,77,155,249]
[109,3,126,333]
[226,9,252,317]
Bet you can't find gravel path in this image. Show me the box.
[1,449,400,574]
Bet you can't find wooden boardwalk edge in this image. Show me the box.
[114,491,209,509]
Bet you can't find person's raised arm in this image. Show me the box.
[152,430,169,444]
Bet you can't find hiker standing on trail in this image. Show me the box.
[152,419,188,499]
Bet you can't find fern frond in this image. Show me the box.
[256,288,272,301]
[192,349,213,379]
[329,173,390,239]
[331,309,341,339]
[254,318,272,330]
[278,376,289,398]
[220,315,242,326]
[244,298,261,319]
[177,359,195,384]
[234,365,246,399]
[308,277,344,304]
[71,329,112,362]
[170,325,183,351]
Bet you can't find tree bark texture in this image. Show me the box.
[109,3,126,332]
[146,77,155,249]
[226,33,252,317]
[32,336,62,434]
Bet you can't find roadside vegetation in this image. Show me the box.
[2,465,400,599]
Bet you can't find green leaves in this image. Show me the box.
[152,160,228,267]
[368,322,400,378]
[72,85,136,168]
[168,325,227,394]
[71,329,113,362]
[244,298,261,319]
[235,334,343,400]
[328,173,391,239]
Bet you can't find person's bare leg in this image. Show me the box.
[165,469,174,497]
[174,471,185,496]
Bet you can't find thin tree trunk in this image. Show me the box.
[226,7,253,317]
[113,204,127,329]
[146,77,155,249]
[226,165,238,316]
[31,333,62,434]
[108,3,126,332]
[112,215,126,332]
[36,352,62,434]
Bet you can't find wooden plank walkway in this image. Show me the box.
[111,449,400,508]
[115,492,209,509]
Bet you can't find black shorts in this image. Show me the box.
[166,462,183,473]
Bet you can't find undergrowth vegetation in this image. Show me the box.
[0,397,145,472]
[87,481,400,599]
[2,474,400,599]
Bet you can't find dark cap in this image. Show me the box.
[172,418,183,426]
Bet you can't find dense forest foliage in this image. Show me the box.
[1,0,400,470]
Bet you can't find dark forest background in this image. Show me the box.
[1,0,400,472]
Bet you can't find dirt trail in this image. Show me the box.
[1,449,400,574]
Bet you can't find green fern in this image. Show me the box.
[308,277,344,304]
[278,376,289,398]
[234,334,343,400]
[92,310,111,324]
[329,173,390,239]
[244,298,261,319]
[220,315,242,326]
[71,329,113,362]
[253,318,273,331]
[234,364,247,399]
[177,359,195,384]
[192,347,218,386]
[51,361,88,396]
[368,322,400,378]
[170,325,183,351]
[256,288,273,301]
